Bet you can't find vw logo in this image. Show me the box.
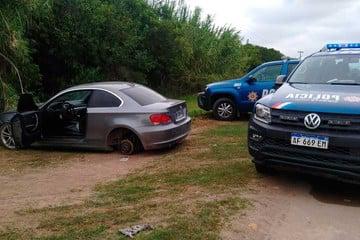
[304,113,321,130]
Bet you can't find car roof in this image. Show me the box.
[63,81,138,92]
[262,59,299,66]
[312,49,360,57]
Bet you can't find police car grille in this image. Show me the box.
[261,137,360,168]
[271,110,360,132]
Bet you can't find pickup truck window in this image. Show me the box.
[287,63,298,74]
[253,64,282,82]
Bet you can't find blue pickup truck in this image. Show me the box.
[198,59,299,120]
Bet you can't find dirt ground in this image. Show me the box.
[0,151,155,227]
[2,118,360,239]
[0,118,213,228]
[222,172,360,240]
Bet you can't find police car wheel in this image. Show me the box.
[213,98,236,121]
[255,163,273,175]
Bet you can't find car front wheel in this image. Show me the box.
[0,123,16,149]
[213,98,236,121]
[254,163,273,175]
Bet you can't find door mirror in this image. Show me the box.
[275,75,287,89]
[246,75,256,83]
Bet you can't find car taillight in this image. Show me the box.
[149,113,172,125]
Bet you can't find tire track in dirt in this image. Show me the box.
[222,173,360,240]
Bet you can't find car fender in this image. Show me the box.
[0,112,18,125]
[105,124,144,147]
[255,93,275,109]
[209,89,240,107]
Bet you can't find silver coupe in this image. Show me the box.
[0,82,191,155]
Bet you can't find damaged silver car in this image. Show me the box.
[0,82,191,155]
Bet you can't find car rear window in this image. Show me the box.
[122,86,166,106]
[87,90,122,108]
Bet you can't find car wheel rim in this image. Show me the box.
[217,102,233,118]
[1,124,16,149]
[120,140,133,155]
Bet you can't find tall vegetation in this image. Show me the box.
[0,0,283,110]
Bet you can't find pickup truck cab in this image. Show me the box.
[198,59,299,120]
[249,43,360,182]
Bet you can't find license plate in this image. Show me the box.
[291,133,329,149]
[175,108,187,121]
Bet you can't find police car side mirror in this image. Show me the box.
[247,75,256,83]
[275,75,287,89]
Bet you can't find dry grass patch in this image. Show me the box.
[0,119,256,239]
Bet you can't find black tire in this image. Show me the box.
[255,163,273,175]
[213,98,236,121]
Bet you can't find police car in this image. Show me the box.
[198,59,299,120]
[248,43,360,182]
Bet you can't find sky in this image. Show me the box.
[186,0,360,58]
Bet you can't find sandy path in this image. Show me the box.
[222,173,360,240]
[0,152,155,226]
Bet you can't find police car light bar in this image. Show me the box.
[325,43,360,51]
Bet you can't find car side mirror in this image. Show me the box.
[246,75,256,83]
[275,75,287,89]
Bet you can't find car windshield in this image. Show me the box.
[289,54,360,85]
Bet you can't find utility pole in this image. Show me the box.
[298,50,304,60]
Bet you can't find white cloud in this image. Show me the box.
[186,0,360,58]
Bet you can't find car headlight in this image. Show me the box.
[255,104,271,124]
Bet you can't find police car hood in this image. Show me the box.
[259,83,360,115]
[207,78,241,89]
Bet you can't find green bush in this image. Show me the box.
[0,0,283,106]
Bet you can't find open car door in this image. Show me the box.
[11,94,42,148]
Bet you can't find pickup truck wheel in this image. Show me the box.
[255,163,273,175]
[0,123,16,149]
[213,98,236,121]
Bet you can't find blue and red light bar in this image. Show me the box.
[326,43,360,50]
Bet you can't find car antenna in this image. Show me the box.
[0,52,24,94]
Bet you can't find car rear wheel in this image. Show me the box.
[119,139,135,155]
[0,123,16,149]
[213,98,236,121]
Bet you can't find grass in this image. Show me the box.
[0,98,255,239]
[181,95,207,118]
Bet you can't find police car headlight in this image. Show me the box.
[255,104,271,124]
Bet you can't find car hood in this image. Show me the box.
[207,78,242,89]
[0,111,17,124]
[259,83,360,115]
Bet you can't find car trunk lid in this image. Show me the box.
[143,99,188,123]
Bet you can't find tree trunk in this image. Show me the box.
[0,79,5,112]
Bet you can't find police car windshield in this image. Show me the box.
[289,54,360,85]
